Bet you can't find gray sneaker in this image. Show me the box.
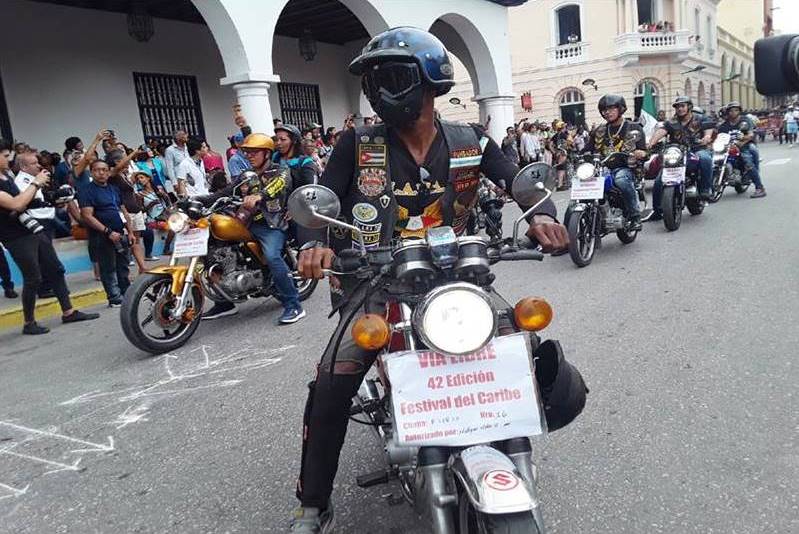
[289,505,335,533]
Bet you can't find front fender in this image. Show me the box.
[452,446,537,514]
[144,265,189,296]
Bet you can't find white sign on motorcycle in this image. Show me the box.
[384,333,545,447]
[172,228,209,258]
[570,174,605,200]
[661,166,686,186]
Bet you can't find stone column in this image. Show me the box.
[624,0,634,33]
[221,76,281,136]
[476,95,516,143]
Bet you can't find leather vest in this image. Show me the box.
[328,121,487,253]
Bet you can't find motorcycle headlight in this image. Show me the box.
[413,283,497,355]
[663,147,683,166]
[167,212,190,234]
[576,163,595,181]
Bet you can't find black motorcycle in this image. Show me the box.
[467,177,509,242]
[659,144,705,232]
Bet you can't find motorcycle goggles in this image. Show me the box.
[362,61,422,100]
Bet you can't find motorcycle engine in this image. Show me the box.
[207,247,263,297]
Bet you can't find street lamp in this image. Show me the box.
[449,97,467,110]
[680,65,706,74]
[299,29,317,62]
[581,78,598,91]
[722,73,741,82]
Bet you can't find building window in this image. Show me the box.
[133,72,205,146]
[277,82,324,130]
[694,8,700,37]
[637,0,655,25]
[0,70,11,141]
[684,78,692,98]
[555,4,581,45]
[559,88,585,126]
[697,81,705,107]
[706,16,713,54]
[634,80,660,119]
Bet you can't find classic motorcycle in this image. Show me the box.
[564,152,641,268]
[287,167,574,534]
[709,131,751,202]
[120,177,317,354]
[659,143,705,232]
[467,177,509,242]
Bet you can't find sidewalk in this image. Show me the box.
[0,270,108,331]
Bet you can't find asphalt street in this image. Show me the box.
[0,142,796,534]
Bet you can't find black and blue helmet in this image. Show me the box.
[349,27,455,97]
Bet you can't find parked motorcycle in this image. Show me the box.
[659,144,705,231]
[467,177,509,242]
[564,152,641,267]
[120,178,317,354]
[287,166,573,534]
[709,131,751,202]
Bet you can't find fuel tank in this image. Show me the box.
[209,214,253,242]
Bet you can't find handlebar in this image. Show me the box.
[498,249,545,261]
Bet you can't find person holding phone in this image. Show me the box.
[78,159,137,307]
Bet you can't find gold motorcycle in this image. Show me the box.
[120,182,317,354]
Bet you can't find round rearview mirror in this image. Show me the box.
[287,184,341,229]
[449,97,462,105]
[511,162,556,207]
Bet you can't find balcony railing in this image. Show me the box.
[546,41,589,67]
[614,29,692,63]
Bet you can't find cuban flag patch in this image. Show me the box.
[358,144,387,167]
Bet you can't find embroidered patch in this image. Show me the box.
[358,168,387,197]
[453,170,479,193]
[352,202,378,223]
[353,221,382,248]
[379,194,391,209]
[358,143,387,167]
[265,198,281,213]
[393,182,417,196]
[360,135,371,143]
[330,217,348,240]
[374,136,385,144]
[451,147,480,159]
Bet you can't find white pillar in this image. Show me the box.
[476,95,516,142]
[624,0,634,33]
[227,80,278,136]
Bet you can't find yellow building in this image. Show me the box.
[717,0,765,109]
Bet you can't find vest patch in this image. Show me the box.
[358,144,387,167]
[352,202,378,223]
[357,168,387,197]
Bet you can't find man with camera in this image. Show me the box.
[0,146,99,334]
[78,159,138,307]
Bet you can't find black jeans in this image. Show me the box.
[0,244,13,291]
[3,232,72,323]
[90,232,130,302]
[296,283,587,509]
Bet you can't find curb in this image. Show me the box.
[0,287,109,331]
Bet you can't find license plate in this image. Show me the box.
[383,333,545,447]
[172,228,209,258]
[662,166,686,185]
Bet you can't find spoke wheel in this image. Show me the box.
[567,209,596,267]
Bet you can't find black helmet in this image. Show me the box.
[692,106,705,116]
[726,101,742,112]
[598,94,627,115]
[349,27,455,96]
[349,27,455,127]
[672,96,693,110]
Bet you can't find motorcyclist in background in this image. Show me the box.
[717,101,767,198]
[199,133,305,324]
[646,96,715,221]
[289,27,585,533]
[582,94,646,230]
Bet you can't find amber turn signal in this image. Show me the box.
[514,297,553,332]
[195,217,210,229]
[351,314,391,351]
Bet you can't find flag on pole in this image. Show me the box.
[640,83,658,142]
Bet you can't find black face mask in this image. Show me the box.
[363,62,425,128]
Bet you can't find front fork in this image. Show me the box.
[170,256,198,318]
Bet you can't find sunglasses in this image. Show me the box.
[363,61,422,99]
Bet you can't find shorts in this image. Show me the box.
[787,122,798,135]
[130,211,146,232]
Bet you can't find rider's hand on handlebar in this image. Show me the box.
[298,246,336,279]
[526,215,569,253]
[242,194,260,210]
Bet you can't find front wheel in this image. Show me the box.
[661,186,682,232]
[458,497,541,534]
[709,165,727,203]
[120,274,203,354]
[567,209,596,267]
[734,182,751,194]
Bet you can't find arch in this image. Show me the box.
[633,77,663,118]
[684,78,692,98]
[709,83,716,114]
[430,13,497,97]
[697,81,705,107]
[557,87,586,125]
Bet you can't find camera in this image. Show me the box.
[17,211,44,234]
[42,185,75,206]
[755,35,799,95]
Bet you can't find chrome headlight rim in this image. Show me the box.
[575,162,596,181]
[663,147,683,166]
[167,211,190,234]
[412,282,498,356]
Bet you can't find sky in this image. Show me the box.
[772,0,799,34]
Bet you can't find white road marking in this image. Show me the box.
[112,403,150,430]
[764,158,791,166]
[0,482,28,500]
[0,448,83,475]
[0,421,114,453]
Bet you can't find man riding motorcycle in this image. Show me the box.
[290,27,585,533]
[646,96,715,221]
[582,94,646,230]
[199,133,305,324]
[717,101,767,199]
